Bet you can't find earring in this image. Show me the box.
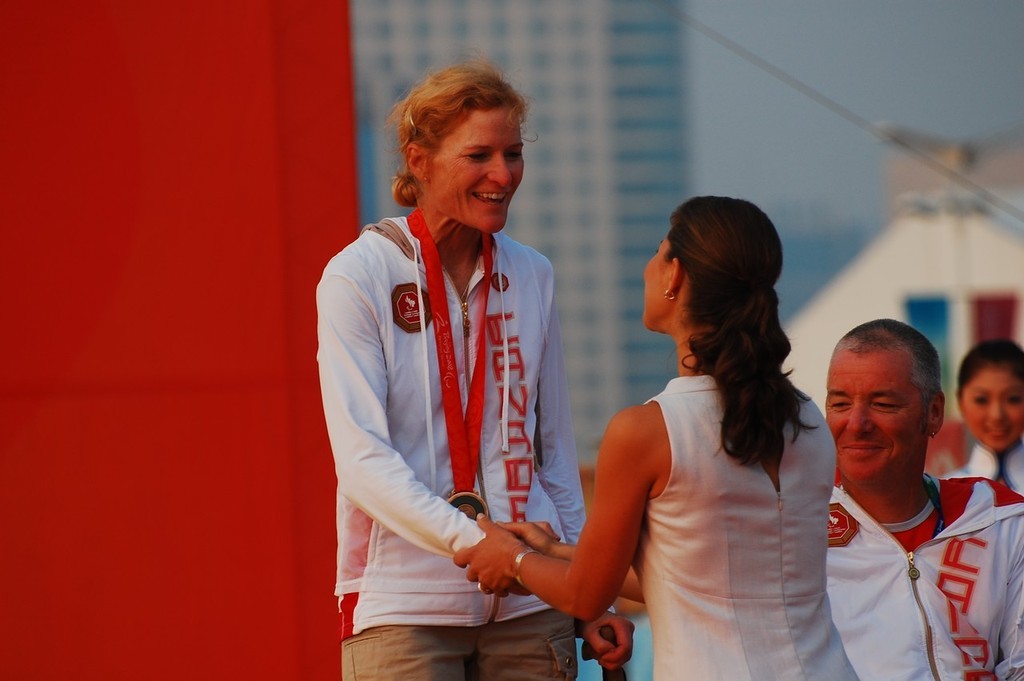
[663,289,676,300]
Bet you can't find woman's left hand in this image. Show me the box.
[578,613,635,671]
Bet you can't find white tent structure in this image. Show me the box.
[786,196,1024,415]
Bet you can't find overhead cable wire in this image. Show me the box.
[652,0,1024,225]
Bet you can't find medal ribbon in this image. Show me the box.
[408,209,493,493]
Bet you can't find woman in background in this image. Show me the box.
[949,339,1024,489]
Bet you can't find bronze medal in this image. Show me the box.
[448,490,488,520]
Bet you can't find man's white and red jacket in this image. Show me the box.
[827,475,1024,680]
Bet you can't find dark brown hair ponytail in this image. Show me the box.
[666,196,810,465]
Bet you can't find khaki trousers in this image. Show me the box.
[341,608,578,680]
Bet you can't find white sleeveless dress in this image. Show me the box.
[637,375,857,680]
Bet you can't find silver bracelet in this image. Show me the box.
[513,547,537,587]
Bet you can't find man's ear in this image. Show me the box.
[928,391,946,436]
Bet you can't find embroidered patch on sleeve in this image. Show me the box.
[392,283,431,333]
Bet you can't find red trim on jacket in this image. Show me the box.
[940,477,1024,527]
[339,593,360,642]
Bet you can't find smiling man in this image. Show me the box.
[824,319,1024,681]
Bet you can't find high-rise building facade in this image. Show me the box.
[351,0,686,460]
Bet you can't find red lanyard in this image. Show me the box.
[408,209,493,493]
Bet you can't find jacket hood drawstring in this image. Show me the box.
[495,252,511,454]
[411,238,438,493]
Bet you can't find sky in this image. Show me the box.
[672,1,1024,319]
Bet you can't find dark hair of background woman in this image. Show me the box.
[957,338,1024,395]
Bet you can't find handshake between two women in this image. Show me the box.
[454,515,569,598]
[453,515,635,673]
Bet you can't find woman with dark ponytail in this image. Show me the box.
[456,196,857,680]
[669,196,809,468]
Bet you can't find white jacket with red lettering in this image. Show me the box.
[827,476,1024,680]
[316,216,585,636]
